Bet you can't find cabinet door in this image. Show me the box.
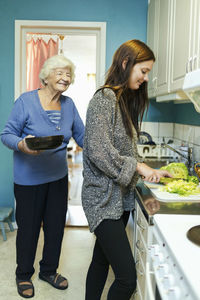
[147,0,158,98]
[193,0,200,70]
[170,0,194,92]
[156,0,171,96]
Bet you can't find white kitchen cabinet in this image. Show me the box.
[133,202,153,300]
[147,0,158,98]
[170,0,195,92]
[133,183,200,299]
[156,0,171,96]
[147,0,171,97]
[147,0,200,99]
[194,0,200,69]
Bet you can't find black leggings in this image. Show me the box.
[14,175,68,280]
[85,211,137,300]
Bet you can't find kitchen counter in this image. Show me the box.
[153,214,200,299]
[134,180,200,300]
[135,180,200,225]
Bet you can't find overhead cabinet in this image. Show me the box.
[147,0,200,99]
[147,0,158,98]
[156,0,171,96]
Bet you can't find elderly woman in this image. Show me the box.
[1,55,84,298]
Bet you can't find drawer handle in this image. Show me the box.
[135,260,144,277]
[138,269,143,276]
[136,240,145,253]
[137,219,146,231]
[133,289,138,297]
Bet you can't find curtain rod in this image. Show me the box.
[27,32,65,35]
[27,33,65,40]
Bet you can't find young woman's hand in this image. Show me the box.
[136,162,172,183]
[18,135,42,155]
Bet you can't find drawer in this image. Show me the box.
[136,204,148,242]
[135,227,147,268]
[133,284,142,300]
[135,252,146,300]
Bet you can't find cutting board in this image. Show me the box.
[144,182,200,202]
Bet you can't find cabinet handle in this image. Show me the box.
[186,60,189,73]
[193,55,198,70]
[138,269,143,276]
[152,77,157,93]
[186,58,193,73]
[137,219,146,231]
[133,289,138,298]
[135,260,139,267]
[152,77,157,82]
[189,57,193,72]
[136,240,145,253]
[135,259,144,276]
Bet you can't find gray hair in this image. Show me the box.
[39,55,75,85]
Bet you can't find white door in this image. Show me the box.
[192,0,200,70]
[157,0,170,95]
[156,0,171,96]
[170,0,194,92]
[147,0,159,98]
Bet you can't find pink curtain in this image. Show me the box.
[26,38,58,91]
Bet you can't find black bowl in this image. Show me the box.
[25,135,64,150]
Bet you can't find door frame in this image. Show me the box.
[15,20,106,99]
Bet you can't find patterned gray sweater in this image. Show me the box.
[81,88,140,232]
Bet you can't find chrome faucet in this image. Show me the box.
[161,143,193,175]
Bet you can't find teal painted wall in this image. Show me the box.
[146,100,200,125]
[173,103,200,125]
[0,0,148,210]
[145,99,175,122]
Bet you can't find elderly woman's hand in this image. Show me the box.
[18,135,42,155]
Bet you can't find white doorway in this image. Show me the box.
[15,20,106,98]
[15,20,106,226]
[62,34,96,123]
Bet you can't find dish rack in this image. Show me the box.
[137,144,178,160]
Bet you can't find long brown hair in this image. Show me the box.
[101,39,155,138]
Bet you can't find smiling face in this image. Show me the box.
[128,60,154,90]
[46,67,72,93]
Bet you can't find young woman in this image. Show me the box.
[81,39,171,300]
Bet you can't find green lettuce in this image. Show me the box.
[187,175,199,185]
[160,162,188,179]
[160,180,200,196]
[159,162,199,187]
